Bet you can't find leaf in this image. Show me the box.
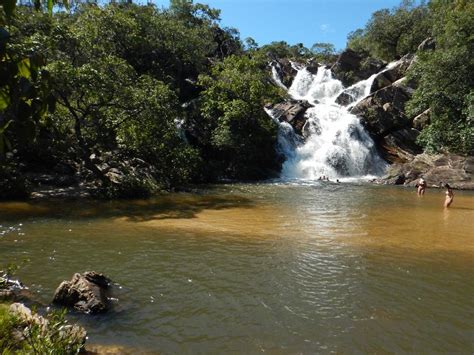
[1,0,17,19]
[0,119,12,134]
[17,58,32,79]
[0,86,9,111]
[47,0,53,15]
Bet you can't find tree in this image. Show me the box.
[310,42,336,62]
[198,54,284,179]
[347,1,431,60]
[406,0,474,155]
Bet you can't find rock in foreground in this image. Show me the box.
[53,271,111,314]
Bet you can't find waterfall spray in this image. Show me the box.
[269,63,394,181]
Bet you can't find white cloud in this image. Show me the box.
[320,24,334,34]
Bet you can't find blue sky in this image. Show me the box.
[152,0,404,50]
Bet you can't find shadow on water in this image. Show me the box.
[0,193,256,222]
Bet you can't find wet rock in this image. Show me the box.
[335,92,354,106]
[382,154,474,189]
[0,276,27,301]
[331,49,386,86]
[268,99,313,135]
[269,57,298,88]
[380,128,422,163]
[350,83,421,164]
[351,85,411,138]
[370,54,415,93]
[53,271,112,314]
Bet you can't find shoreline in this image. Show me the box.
[1,176,473,203]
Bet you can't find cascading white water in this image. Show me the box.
[271,64,391,181]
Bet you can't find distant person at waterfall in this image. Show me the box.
[417,177,427,196]
[444,183,454,208]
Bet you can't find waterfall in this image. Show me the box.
[270,63,391,181]
[271,64,288,90]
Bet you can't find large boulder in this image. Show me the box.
[331,49,386,86]
[268,99,313,135]
[370,54,415,93]
[382,154,474,189]
[350,84,421,163]
[379,128,422,163]
[53,272,111,314]
[351,85,412,137]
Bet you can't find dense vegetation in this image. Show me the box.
[0,0,472,199]
[348,0,473,155]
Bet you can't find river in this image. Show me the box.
[0,183,473,353]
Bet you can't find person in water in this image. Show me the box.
[417,177,427,196]
[444,183,454,208]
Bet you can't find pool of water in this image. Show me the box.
[0,182,473,353]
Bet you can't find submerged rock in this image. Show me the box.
[53,271,112,314]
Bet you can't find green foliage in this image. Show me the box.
[310,42,337,63]
[0,303,18,352]
[347,0,431,60]
[260,41,312,60]
[0,153,29,200]
[406,0,474,155]
[0,305,84,354]
[198,54,284,179]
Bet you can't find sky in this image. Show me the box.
[152,0,404,50]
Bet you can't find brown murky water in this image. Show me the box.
[0,183,473,353]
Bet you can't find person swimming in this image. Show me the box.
[444,183,454,208]
[417,177,427,196]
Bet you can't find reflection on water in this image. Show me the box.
[0,183,473,353]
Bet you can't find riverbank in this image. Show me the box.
[380,153,474,189]
[1,153,472,204]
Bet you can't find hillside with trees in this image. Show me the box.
[0,0,472,199]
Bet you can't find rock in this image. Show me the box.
[412,108,431,130]
[331,49,386,86]
[351,85,412,138]
[350,83,422,164]
[335,92,354,106]
[418,37,435,51]
[53,271,111,314]
[380,128,422,163]
[382,153,474,189]
[392,77,415,96]
[269,99,313,135]
[385,174,406,185]
[0,275,29,301]
[370,54,415,93]
[269,58,298,88]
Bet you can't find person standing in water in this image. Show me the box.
[417,177,427,196]
[444,183,454,208]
